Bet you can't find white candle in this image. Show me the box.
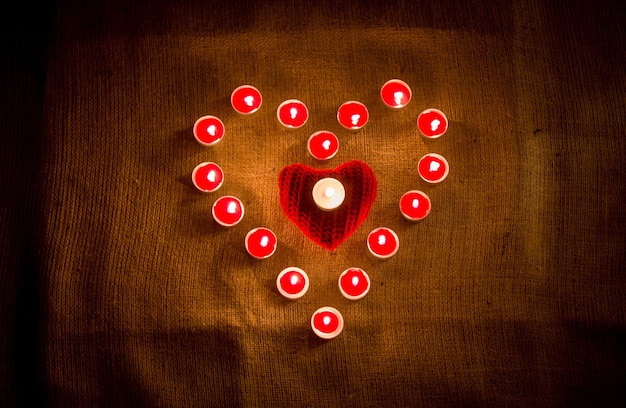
[312,178,345,211]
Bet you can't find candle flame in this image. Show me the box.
[290,275,300,286]
[429,161,441,172]
[351,276,360,286]
[227,202,238,214]
[393,91,404,105]
[430,119,441,132]
[207,170,217,183]
[244,95,254,106]
[351,114,360,126]
[260,236,269,247]
[207,124,217,136]
[378,235,387,246]
[322,139,331,150]
[324,187,335,198]
[290,107,298,119]
[412,198,420,208]
[323,316,331,326]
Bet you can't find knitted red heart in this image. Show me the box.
[278,161,377,250]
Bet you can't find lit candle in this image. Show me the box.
[212,195,244,227]
[312,178,345,211]
[193,115,225,146]
[245,227,277,259]
[307,131,339,161]
[276,267,309,299]
[399,190,431,221]
[367,227,399,259]
[231,85,262,114]
[418,153,449,183]
[277,99,309,128]
[311,307,344,340]
[338,267,370,300]
[191,162,224,193]
[380,79,412,109]
[337,101,369,130]
[417,108,448,138]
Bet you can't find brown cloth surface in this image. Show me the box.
[2,0,625,406]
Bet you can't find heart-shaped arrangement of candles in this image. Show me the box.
[190,79,450,339]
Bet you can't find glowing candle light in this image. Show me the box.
[367,227,399,259]
[245,227,277,259]
[307,131,339,161]
[277,99,309,128]
[231,85,262,114]
[380,79,412,109]
[191,162,224,193]
[276,267,310,299]
[338,268,370,300]
[337,101,369,130]
[212,196,244,227]
[399,190,431,221]
[193,115,225,146]
[417,108,448,138]
[418,153,449,183]
[311,307,344,340]
[312,178,345,211]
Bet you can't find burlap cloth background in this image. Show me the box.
[2,0,625,406]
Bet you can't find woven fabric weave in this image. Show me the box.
[2,0,626,407]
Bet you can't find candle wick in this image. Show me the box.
[351,114,360,126]
[260,236,269,247]
[207,170,216,183]
[226,202,238,214]
[393,91,403,105]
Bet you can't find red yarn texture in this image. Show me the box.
[279,161,377,250]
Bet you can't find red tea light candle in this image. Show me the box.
[191,162,224,193]
[231,85,262,114]
[307,131,339,161]
[337,101,369,130]
[212,195,244,227]
[417,108,448,138]
[312,177,345,211]
[245,227,277,259]
[276,267,309,299]
[418,153,449,184]
[400,190,431,221]
[311,307,344,340]
[367,227,399,259]
[380,79,412,109]
[193,115,225,146]
[277,99,309,128]
[338,268,370,300]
